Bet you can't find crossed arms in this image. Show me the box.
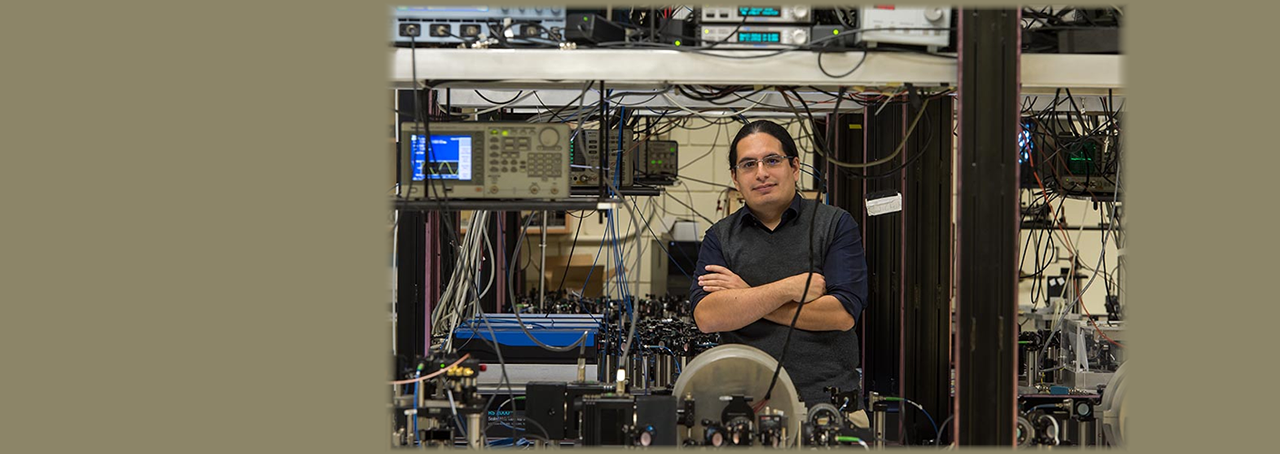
[688,212,867,334]
[693,265,856,333]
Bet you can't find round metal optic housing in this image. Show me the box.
[1015,416,1034,447]
[673,345,805,446]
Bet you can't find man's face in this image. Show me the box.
[731,132,799,211]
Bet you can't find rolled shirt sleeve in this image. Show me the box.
[688,228,727,314]
[822,212,868,322]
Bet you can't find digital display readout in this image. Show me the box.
[736,31,781,43]
[411,134,473,181]
[738,7,782,17]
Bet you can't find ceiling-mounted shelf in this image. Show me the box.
[390,48,1122,91]
[390,48,956,89]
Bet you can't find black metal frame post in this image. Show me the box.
[862,103,905,412]
[955,8,1021,446]
[503,211,525,310]
[395,210,427,369]
[902,96,954,444]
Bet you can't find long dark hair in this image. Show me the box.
[727,120,799,169]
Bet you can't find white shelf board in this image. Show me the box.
[391,48,956,88]
[391,48,1122,90]
[1020,53,1123,93]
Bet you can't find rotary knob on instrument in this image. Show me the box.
[925,7,947,22]
[791,29,808,44]
[794,6,810,20]
[538,127,560,147]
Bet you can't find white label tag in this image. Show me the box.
[865,193,903,216]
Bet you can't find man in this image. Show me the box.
[689,120,868,408]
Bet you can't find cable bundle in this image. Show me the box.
[432,210,497,350]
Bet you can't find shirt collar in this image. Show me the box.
[740,193,803,228]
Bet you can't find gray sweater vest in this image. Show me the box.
[709,198,860,407]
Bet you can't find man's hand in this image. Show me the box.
[698,265,749,293]
[692,269,829,333]
[786,272,826,303]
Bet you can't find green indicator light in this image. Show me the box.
[583,16,589,21]
[704,29,710,34]
[670,147,675,152]
[674,40,682,46]
[416,363,424,371]
[439,363,446,368]
[650,160,656,164]
[833,29,840,35]
[491,130,498,135]
[502,130,509,136]
[658,160,663,164]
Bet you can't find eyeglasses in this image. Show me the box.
[733,154,792,172]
